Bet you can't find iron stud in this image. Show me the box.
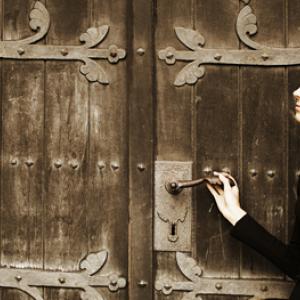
[54,160,63,169]
[25,159,34,167]
[69,160,79,169]
[261,285,268,292]
[110,48,118,58]
[58,277,66,284]
[137,48,145,56]
[203,167,212,176]
[10,158,18,166]
[164,283,172,290]
[137,163,145,171]
[97,161,106,170]
[15,275,22,282]
[137,280,148,287]
[111,162,119,171]
[261,53,269,60]
[215,283,223,290]
[61,48,69,56]
[214,53,222,61]
[166,51,174,59]
[250,169,257,177]
[17,48,25,55]
[267,170,275,178]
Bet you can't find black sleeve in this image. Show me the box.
[231,213,300,280]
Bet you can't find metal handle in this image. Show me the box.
[165,176,234,195]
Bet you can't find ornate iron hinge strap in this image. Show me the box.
[158,0,296,86]
[0,250,126,300]
[1,1,126,84]
[155,252,294,300]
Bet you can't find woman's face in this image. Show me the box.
[293,87,300,122]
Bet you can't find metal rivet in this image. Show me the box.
[221,167,231,174]
[10,158,18,166]
[61,48,68,56]
[166,51,174,59]
[17,48,25,55]
[69,160,78,169]
[250,169,258,177]
[137,48,145,56]
[111,162,119,171]
[196,269,203,277]
[25,159,34,167]
[137,163,145,171]
[110,48,118,58]
[267,170,275,178]
[215,283,223,290]
[54,160,63,168]
[58,277,66,284]
[261,53,269,60]
[164,284,172,290]
[15,275,22,282]
[203,167,213,176]
[214,53,222,61]
[97,161,106,170]
[261,285,268,292]
[110,278,118,285]
[137,280,148,287]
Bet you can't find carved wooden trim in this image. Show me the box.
[0,1,126,84]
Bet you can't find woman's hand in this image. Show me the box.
[206,172,247,225]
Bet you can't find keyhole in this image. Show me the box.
[168,223,179,242]
[171,223,176,236]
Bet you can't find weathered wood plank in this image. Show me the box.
[86,1,128,300]
[240,0,287,278]
[127,0,154,299]
[44,1,89,299]
[1,1,44,300]
[155,0,193,300]
[195,3,240,300]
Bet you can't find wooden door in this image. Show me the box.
[0,0,299,300]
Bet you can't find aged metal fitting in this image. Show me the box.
[136,48,145,56]
[215,283,223,290]
[261,53,269,60]
[249,169,258,177]
[164,283,172,290]
[137,280,148,287]
[267,170,275,178]
[17,48,25,55]
[58,277,66,284]
[111,162,119,171]
[109,47,118,58]
[15,275,22,282]
[109,274,118,286]
[10,158,18,166]
[25,159,34,167]
[203,167,213,176]
[60,48,69,56]
[166,51,174,59]
[260,285,268,292]
[69,160,79,169]
[214,53,222,61]
[54,160,63,168]
[97,161,106,170]
[137,163,145,171]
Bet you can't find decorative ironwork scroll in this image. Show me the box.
[155,252,293,300]
[0,250,126,300]
[158,0,296,86]
[1,1,126,84]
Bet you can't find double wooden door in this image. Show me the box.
[0,0,299,299]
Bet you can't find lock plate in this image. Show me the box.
[154,161,192,251]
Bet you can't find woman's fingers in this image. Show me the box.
[214,185,224,196]
[214,172,231,190]
[206,183,219,198]
[223,173,239,189]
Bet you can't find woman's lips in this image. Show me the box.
[296,104,300,112]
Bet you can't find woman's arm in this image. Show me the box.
[206,172,300,280]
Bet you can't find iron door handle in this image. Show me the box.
[165,176,234,195]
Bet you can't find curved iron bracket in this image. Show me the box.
[0,1,126,84]
[0,250,126,300]
[158,0,295,86]
[155,252,293,300]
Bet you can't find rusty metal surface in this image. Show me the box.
[155,252,293,300]
[0,1,126,84]
[154,161,192,251]
[0,250,126,300]
[158,1,300,86]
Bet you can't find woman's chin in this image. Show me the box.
[295,112,300,123]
